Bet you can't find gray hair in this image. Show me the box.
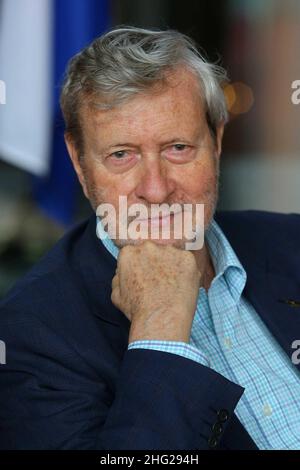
[60,26,229,154]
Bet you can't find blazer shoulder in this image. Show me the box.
[216,209,300,225]
[215,209,300,242]
[215,210,300,273]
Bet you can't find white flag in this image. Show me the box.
[0,0,52,176]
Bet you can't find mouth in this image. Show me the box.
[136,212,179,227]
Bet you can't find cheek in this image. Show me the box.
[178,160,217,200]
[88,168,136,207]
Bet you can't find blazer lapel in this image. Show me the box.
[243,259,300,373]
[77,214,131,331]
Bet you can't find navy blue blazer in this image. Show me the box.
[0,210,300,450]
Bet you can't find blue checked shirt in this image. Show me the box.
[96,216,300,450]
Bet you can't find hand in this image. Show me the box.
[111,241,202,343]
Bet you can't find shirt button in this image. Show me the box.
[223,337,233,349]
[263,403,273,417]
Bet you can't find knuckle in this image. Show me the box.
[183,250,197,265]
[118,245,131,262]
[121,245,132,255]
[184,249,194,260]
[164,244,173,251]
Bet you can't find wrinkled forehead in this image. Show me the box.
[80,68,207,141]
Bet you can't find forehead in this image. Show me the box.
[81,68,207,143]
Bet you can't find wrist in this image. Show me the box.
[128,321,191,344]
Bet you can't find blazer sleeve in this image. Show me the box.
[0,308,244,450]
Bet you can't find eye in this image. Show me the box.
[173,144,187,151]
[111,150,127,159]
[105,149,138,172]
[162,143,195,163]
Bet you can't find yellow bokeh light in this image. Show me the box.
[223,82,254,115]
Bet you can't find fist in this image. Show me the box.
[111,241,201,343]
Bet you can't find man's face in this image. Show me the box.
[67,67,224,249]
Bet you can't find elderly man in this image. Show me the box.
[0,26,300,451]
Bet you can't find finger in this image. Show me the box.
[111,273,119,289]
[111,282,121,308]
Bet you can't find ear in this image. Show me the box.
[215,122,225,159]
[64,134,89,199]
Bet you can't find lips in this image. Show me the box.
[136,212,179,227]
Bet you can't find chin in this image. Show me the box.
[114,236,191,251]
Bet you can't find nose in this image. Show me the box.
[134,155,176,204]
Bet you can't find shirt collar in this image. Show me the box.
[96,216,119,260]
[205,219,247,302]
[96,216,247,302]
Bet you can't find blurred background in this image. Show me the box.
[0,0,300,297]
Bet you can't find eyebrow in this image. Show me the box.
[105,143,138,151]
[102,137,195,153]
